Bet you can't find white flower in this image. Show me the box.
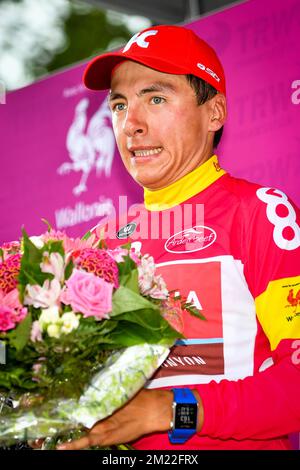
[30,320,43,342]
[147,275,169,299]
[24,279,61,308]
[29,236,44,249]
[40,252,65,283]
[47,324,61,338]
[138,254,168,299]
[38,306,64,339]
[138,255,155,290]
[61,312,80,334]
[38,305,60,330]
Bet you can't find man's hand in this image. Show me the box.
[57,388,174,450]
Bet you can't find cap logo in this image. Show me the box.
[197,63,220,83]
[123,30,158,53]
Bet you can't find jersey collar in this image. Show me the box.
[144,155,226,211]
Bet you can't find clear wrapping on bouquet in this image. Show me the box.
[0,343,169,445]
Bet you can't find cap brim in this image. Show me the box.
[83,52,190,91]
[83,53,126,90]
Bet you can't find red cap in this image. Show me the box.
[83,25,226,95]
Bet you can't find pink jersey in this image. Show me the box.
[92,157,300,450]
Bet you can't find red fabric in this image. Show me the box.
[92,172,300,449]
[83,25,226,94]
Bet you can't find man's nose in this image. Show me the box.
[123,107,147,137]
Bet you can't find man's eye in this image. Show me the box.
[151,96,165,105]
[113,103,126,112]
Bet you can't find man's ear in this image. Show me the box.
[208,94,227,132]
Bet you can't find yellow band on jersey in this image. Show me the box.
[144,154,226,211]
[255,276,300,350]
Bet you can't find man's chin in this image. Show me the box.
[131,173,164,190]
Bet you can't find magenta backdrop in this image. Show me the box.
[188,0,300,208]
[0,0,299,246]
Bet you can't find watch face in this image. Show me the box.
[174,403,198,430]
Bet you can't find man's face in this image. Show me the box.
[109,61,215,190]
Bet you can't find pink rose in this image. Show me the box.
[0,305,16,331]
[0,288,20,310]
[60,269,113,320]
[0,289,28,331]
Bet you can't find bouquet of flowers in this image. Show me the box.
[0,226,199,447]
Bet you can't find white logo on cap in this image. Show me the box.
[197,63,220,83]
[123,30,158,53]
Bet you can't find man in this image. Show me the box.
[59,25,300,450]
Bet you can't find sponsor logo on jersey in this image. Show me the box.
[256,187,300,251]
[287,288,300,309]
[165,226,216,253]
[117,222,136,239]
[286,288,300,322]
[153,343,224,378]
[149,261,224,382]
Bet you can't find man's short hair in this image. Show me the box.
[186,74,223,149]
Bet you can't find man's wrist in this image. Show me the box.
[144,389,173,433]
[146,388,204,434]
[191,389,204,432]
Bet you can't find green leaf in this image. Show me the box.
[110,318,180,347]
[110,322,159,346]
[18,230,62,300]
[119,268,139,293]
[117,308,162,330]
[18,268,51,302]
[81,230,92,240]
[185,305,206,321]
[117,307,183,337]
[41,218,53,232]
[64,258,74,280]
[118,253,136,274]
[21,228,42,264]
[120,242,131,250]
[8,313,32,352]
[97,239,107,249]
[19,229,46,293]
[111,286,157,317]
[46,240,64,257]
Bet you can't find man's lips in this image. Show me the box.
[128,147,163,157]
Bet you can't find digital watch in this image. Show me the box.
[168,388,198,444]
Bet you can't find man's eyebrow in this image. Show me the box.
[108,92,126,102]
[137,81,177,96]
[108,81,177,102]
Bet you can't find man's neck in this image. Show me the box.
[144,155,226,211]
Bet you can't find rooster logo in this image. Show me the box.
[57,98,115,196]
[287,289,300,312]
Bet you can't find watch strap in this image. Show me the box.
[168,388,198,444]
